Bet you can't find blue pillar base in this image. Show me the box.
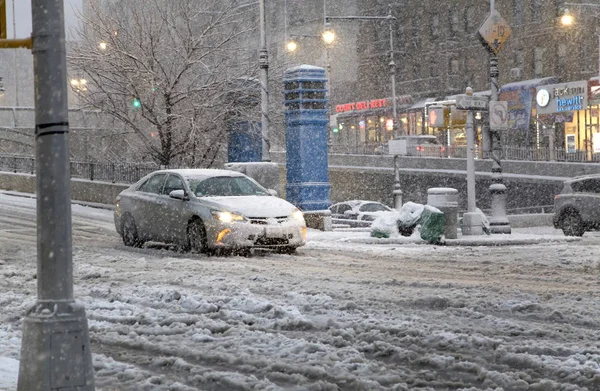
[286,182,331,211]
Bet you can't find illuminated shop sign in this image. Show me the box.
[536,81,588,115]
[335,99,387,113]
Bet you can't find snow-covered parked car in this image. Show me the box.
[553,174,600,236]
[329,200,395,227]
[114,169,306,254]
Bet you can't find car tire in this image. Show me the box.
[187,218,208,253]
[122,214,143,248]
[561,210,585,237]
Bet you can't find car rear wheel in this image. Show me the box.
[122,215,143,248]
[561,210,585,237]
[188,219,208,253]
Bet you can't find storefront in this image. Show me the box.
[331,95,413,152]
[534,78,600,160]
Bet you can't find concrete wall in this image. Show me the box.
[0,172,128,206]
[0,152,577,214]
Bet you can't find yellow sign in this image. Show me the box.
[478,10,511,54]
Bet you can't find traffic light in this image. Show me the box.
[428,106,449,128]
[132,98,141,109]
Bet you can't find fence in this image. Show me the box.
[331,143,600,163]
[0,155,159,184]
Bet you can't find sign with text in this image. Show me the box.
[536,81,588,115]
[335,98,387,113]
[478,10,511,54]
[456,96,488,111]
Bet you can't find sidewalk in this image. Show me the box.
[308,226,580,247]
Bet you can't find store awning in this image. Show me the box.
[409,97,436,111]
[444,90,490,100]
[499,76,557,93]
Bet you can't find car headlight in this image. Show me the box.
[291,209,305,222]
[212,211,247,223]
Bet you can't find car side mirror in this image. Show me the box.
[169,189,188,201]
[267,189,278,197]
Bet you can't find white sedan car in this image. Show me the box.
[329,200,394,227]
[114,169,306,254]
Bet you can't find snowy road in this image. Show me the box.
[1,193,599,390]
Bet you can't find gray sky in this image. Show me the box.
[9,0,82,39]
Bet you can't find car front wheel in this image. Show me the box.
[188,219,208,253]
[561,210,585,237]
[122,215,143,248]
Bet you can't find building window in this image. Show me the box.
[465,7,476,32]
[449,58,459,75]
[512,0,524,26]
[429,59,438,78]
[449,11,460,36]
[430,14,440,38]
[534,47,545,77]
[532,0,542,23]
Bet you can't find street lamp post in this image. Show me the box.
[259,0,270,162]
[325,9,402,208]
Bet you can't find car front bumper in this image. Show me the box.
[206,220,306,249]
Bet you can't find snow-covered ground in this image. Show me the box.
[1,193,599,390]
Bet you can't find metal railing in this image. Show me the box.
[0,154,160,184]
[331,143,600,163]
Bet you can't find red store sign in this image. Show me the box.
[336,98,387,113]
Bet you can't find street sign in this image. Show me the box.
[489,101,508,130]
[456,96,488,111]
[478,10,511,54]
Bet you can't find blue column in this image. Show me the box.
[227,120,262,162]
[226,77,262,163]
[283,65,330,211]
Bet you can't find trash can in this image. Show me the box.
[427,187,458,239]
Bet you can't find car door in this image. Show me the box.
[159,173,190,243]
[134,173,167,240]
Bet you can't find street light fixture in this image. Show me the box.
[99,41,107,50]
[286,40,298,53]
[322,27,335,45]
[561,9,574,26]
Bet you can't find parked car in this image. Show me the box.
[114,169,306,254]
[375,135,446,157]
[329,200,394,227]
[553,174,600,236]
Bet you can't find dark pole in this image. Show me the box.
[18,0,95,389]
[488,38,511,233]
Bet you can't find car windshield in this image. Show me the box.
[188,176,268,197]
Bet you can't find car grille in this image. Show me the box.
[254,237,289,246]
[248,216,289,225]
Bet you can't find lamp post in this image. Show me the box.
[325,8,401,208]
[259,0,270,161]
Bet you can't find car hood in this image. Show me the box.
[200,195,297,218]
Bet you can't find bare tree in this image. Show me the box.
[69,0,260,167]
